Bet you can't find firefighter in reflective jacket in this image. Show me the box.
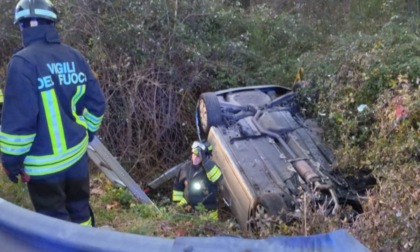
[0,0,106,227]
[172,141,223,220]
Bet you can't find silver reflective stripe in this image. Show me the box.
[24,135,88,176]
[0,132,35,144]
[0,132,35,155]
[1,145,31,155]
[72,85,87,128]
[34,9,57,19]
[15,9,30,20]
[25,135,87,164]
[41,89,67,154]
[83,109,103,132]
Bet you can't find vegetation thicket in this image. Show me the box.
[0,1,419,251]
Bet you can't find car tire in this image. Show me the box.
[248,194,292,233]
[197,92,222,138]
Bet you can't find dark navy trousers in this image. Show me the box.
[27,153,93,226]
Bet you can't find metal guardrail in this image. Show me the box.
[146,160,188,191]
[87,136,158,211]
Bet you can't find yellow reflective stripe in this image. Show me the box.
[207,166,222,182]
[0,143,31,155]
[172,190,184,201]
[80,217,92,227]
[24,135,88,176]
[0,132,36,144]
[72,85,87,128]
[83,109,103,132]
[0,132,35,155]
[0,88,3,103]
[41,89,67,154]
[177,197,188,206]
[208,210,218,220]
[206,166,218,178]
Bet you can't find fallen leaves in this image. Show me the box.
[106,201,121,210]
[91,188,105,196]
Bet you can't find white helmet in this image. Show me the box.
[191,141,212,158]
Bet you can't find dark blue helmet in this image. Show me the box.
[14,0,58,24]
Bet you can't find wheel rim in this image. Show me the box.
[255,204,267,219]
[198,99,208,132]
[250,204,270,233]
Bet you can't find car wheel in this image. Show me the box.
[197,92,222,138]
[339,202,363,223]
[248,194,292,235]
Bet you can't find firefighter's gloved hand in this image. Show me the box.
[177,197,188,207]
[3,165,28,183]
[20,170,30,183]
[176,198,193,212]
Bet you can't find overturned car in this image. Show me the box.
[195,84,362,230]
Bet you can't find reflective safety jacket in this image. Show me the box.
[0,25,106,176]
[172,159,222,210]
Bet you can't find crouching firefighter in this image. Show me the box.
[172,141,223,220]
[0,0,106,227]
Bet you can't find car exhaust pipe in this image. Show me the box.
[293,160,319,183]
[292,161,341,215]
[293,161,340,215]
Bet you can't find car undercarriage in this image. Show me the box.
[196,85,362,230]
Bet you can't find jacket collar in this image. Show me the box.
[22,25,61,47]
